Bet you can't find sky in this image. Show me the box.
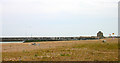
[0,0,119,37]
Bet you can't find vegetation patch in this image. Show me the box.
[60,54,70,56]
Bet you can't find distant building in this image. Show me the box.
[97,31,104,39]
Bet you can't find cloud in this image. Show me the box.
[2,0,118,21]
[1,0,119,36]
[2,0,118,15]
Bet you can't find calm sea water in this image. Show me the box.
[0,41,24,43]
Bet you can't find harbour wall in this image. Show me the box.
[1,36,98,42]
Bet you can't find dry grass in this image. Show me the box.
[2,38,118,61]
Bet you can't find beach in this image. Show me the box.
[2,38,118,61]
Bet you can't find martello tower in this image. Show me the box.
[97,31,104,39]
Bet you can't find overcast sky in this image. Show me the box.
[0,0,119,37]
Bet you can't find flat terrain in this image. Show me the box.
[2,38,118,61]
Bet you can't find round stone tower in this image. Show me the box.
[97,31,104,39]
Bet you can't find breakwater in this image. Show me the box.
[1,36,98,42]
